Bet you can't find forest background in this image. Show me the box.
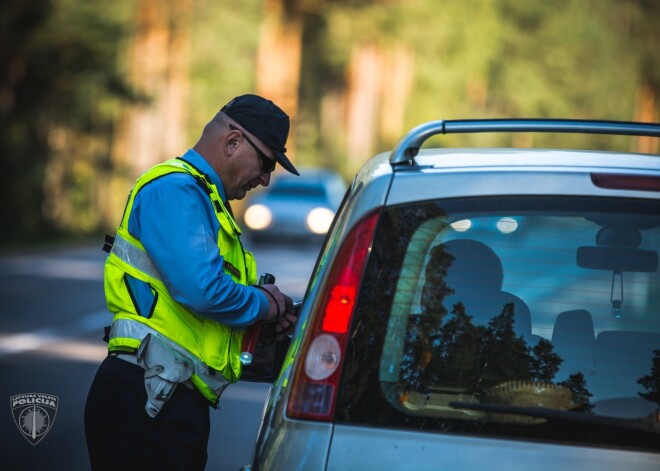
[1,0,658,247]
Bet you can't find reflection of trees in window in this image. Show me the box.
[401,303,486,392]
[400,316,432,392]
[529,339,562,383]
[420,243,453,325]
[338,204,450,422]
[637,349,660,406]
[401,301,596,412]
[404,239,598,413]
[437,303,483,388]
[558,373,594,413]
[478,303,531,389]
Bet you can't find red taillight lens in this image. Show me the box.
[592,173,660,192]
[287,210,381,420]
[322,284,356,333]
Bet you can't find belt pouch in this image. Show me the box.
[136,333,195,418]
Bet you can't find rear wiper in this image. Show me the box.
[448,401,660,434]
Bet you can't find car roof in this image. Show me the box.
[390,119,660,164]
[345,120,660,228]
[367,147,660,175]
[412,148,660,173]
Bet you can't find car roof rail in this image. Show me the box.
[389,118,660,167]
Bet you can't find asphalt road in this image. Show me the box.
[0,239,321,470]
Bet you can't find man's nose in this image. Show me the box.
[259,172,271,186]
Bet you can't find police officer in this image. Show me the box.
[84,94,298,470]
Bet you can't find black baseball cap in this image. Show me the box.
[221,94,299,176]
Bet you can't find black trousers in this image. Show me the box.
[84,356,211,471]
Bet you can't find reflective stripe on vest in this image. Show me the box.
[111,233,161,281]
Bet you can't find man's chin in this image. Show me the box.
[234,187,248,200]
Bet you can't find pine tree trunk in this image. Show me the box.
[103,0,192,225]
[633,83,659,154]
[113,0,192,174]
[256,0,303,159]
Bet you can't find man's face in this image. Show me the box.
[227,127,276,200]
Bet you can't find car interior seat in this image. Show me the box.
[592,330,660,399]
[422,239,534,342]
[551,309,596,381]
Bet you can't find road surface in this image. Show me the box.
[0,239,321,470]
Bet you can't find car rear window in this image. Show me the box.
[337,196,660,452]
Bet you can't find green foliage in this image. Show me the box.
[3,0,659,244]
[0,0,135,245]
[300,0,658,152]
[187,0,264,137]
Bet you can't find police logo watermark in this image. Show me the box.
[10,393,59,446]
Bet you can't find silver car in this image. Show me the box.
[244,120,660,470]
[241,168,346,243]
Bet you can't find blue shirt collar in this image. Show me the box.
[180,149,227,201]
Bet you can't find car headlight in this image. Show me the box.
[306,207,335,235]
[244,204,272,231]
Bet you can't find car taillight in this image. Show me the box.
[592,173,660,192]
[287,209,381,421]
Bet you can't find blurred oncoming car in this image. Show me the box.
[241,168,346,242]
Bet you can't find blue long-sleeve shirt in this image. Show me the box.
[126,149,268,327]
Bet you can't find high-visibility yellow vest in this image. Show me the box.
[104,158,258,402]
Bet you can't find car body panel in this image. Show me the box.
[387,149,660,206]
[252,418,332,471]
[326,425,660,471]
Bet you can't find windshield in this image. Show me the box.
[337,196,660,452]
[270,179,326,199]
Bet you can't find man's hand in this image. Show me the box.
[259,284,287,321]
[258,285,297,338]
[274,301,297,339]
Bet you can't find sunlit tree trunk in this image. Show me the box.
[345,44,383,173]
[113,0,192,174]
[633,83,659,154]
[319,89,347,170]
[344,42,414,175]
[256,0,303,158]
[380,43,414,146]
[103,0,192,224]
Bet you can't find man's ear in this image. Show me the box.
[224,130,241,157]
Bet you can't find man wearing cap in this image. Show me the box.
[84,94,299,470]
